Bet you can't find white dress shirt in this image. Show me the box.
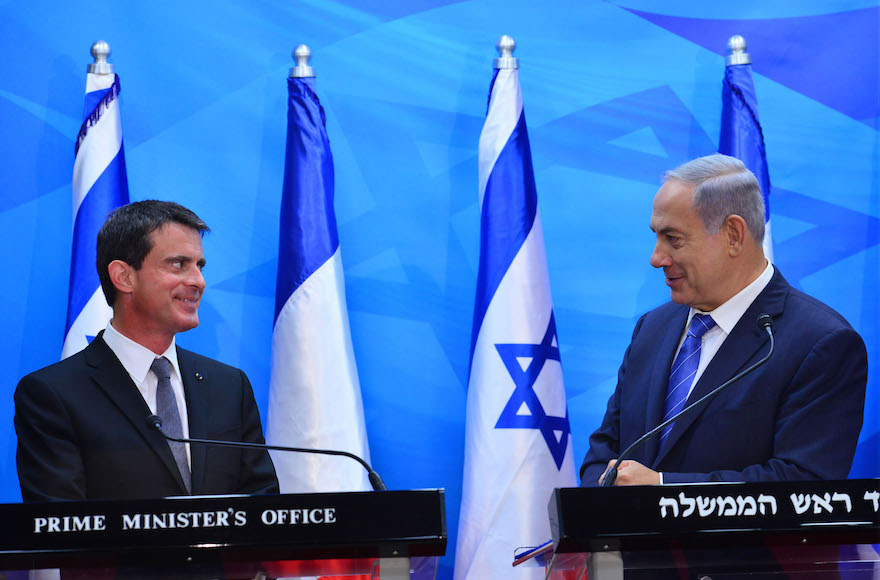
[102,322,191,467]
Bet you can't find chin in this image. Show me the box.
[669,292,688,305]
[175,318,200,333]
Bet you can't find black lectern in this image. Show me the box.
[544,480,880,579]
[0,489,446,579]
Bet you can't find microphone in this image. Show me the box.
[146,415,386,492]
[602,313,775,487]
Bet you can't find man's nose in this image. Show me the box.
[189,266,206,289]
[650,243,671,269]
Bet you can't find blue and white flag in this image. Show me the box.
[719,54,773,262]
[62,71,129,358]
[265,75,371,493]
[454,62,576,579]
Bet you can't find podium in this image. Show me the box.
[0,489,446,579]
[544,480,880,579]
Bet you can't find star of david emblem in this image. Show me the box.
[494,312,571,469]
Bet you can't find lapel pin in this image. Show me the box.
[195,372,204,381]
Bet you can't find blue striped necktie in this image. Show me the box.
[151,357,192,494]
[660,313,716,450]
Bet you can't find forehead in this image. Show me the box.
[650,179,699,231]
[147,223,204,255]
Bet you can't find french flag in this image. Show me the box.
[265,56,372,493]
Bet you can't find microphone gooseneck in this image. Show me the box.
[602,313,775,487]
[145,415,387,492]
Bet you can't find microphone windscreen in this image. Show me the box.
[146,415,163,430]
[757,314,773,331]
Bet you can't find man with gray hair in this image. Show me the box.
[580,153,867,486]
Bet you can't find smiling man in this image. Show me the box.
[580,154,868,486]
[15,201,278,501]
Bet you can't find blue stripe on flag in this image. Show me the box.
[82,88,110,121]
[720,64,771,222]
[65,147,129,333]
[275,77,339,322]
[469,111,538,371]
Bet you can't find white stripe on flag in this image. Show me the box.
[266,248,371,493]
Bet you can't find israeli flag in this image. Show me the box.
[62,69,129,359]
[719,38,773,262]
[265,73,371,493]
[454,48,576,579]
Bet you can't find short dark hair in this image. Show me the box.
[97,200,210,306]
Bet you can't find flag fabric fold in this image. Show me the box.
[266,76,371,493]
[719,62,773,261]
[62,72,129,359]
[454,67,576,580]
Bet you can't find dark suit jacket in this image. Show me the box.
[580,269,868,486]
[15,333,279,501]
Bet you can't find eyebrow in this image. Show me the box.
[653,225,682,237]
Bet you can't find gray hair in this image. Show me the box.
[665,153,765,244]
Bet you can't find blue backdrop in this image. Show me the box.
[1,1,878,578]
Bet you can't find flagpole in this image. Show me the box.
[290,44,315,79]
[726,34,750,67]
[88,41,114,74]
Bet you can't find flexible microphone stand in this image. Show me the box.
[146,415,387,492]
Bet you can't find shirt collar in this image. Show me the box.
[690,260,774,335]
[103,322,180,383]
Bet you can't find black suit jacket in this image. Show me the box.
[581,268,868,486]
[15,333,279,501]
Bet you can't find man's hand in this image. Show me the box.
[599,460,661,486]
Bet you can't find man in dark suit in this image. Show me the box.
[581,154,867,487]
[15,200,279,501]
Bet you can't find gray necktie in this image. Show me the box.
[151,357,191,494]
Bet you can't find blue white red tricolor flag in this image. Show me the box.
[62,70,129,359]
[265,74,371,493]
[454,54,576,579]
[719,54,773,262]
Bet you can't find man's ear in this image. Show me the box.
[107,260,134,296]
[725,215,748,257]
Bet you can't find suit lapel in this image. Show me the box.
[85,333,188,494]
[644,305,689,465]
[653,269,788,467]
[178,347,208,495]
